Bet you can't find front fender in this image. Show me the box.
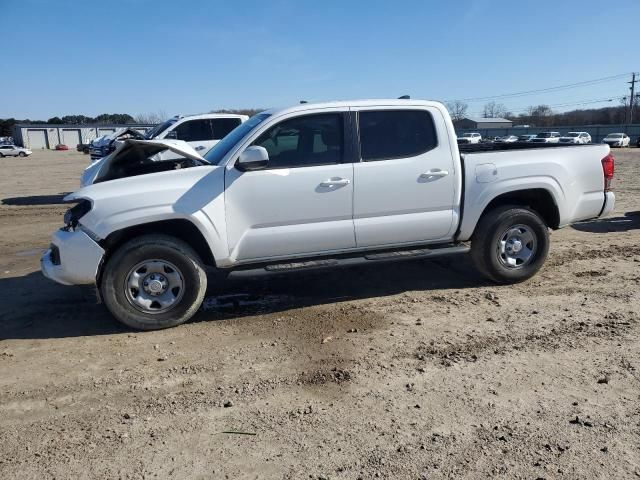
[72,166,230,265]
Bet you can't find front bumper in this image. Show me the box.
[600,192,616,218]
[41,229,105,286]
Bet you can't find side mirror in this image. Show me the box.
[236,146,269,171]
[165,131,177,140]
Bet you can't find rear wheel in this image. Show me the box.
[471,206,549,284]
[101,235,208,330]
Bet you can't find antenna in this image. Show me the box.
[398,95,410,100]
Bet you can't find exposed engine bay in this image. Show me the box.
[81,139,208,186]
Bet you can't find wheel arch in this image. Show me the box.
[98,219,217,285]
[465,188,560,240]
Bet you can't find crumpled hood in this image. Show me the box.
[80,139,207,187]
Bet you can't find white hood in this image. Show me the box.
[80,139,207,187]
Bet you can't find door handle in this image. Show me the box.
[320,178,351,187]
[195,146,206,151]
[420,170,449,178]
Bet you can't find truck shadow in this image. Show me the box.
[0,256,488,340]
[2,193,71,206]
[571,211,640,233]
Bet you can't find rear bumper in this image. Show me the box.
[599,192,615,218]
[41,229,104,286]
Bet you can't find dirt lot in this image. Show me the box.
[0,148,639,479]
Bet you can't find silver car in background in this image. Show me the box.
[0,144,32,157]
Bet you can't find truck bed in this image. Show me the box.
[456,142,612,241]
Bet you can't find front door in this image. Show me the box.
[224,112,355,262]
[352,107,458,247]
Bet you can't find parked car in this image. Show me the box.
[89,128,146,161]
[41,99,616,330]
[636,136,640,148]
[55,144,69,150]
[559,132,591,144]
[90,114,249,162]
[517,134,537,142]
[0,144,32,157]
[77,141,92,154]
[602,133,630,147]
[457,132,482,144]
[530,132,561,143]
[496,135,519,143]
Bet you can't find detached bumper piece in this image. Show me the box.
[600,192,616,218]
[41,229,105,286]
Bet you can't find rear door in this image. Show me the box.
[0,145,14,156]
[352,107,458,247]
[224,111,356,261]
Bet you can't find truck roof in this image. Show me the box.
[262,99,445,117]
[174,113,250,120]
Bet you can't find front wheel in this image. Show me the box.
[471,206,549,284]
[18,152,26,157]
[101,234,208,330]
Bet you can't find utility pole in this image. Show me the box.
[629,72,638,124]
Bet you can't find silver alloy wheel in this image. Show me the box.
[124,259,185,314]
[496,224,537,269]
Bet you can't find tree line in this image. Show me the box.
[0,109,267,138]
[3,103,632,138]
[445,100,632,127]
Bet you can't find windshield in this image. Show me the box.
[566,133,580,137]
[204,113,271,165]
[462,133,474,137]
[518,135,530,140]
[537,133,552,138]
[144,118,178,139]
[607,133,623,138]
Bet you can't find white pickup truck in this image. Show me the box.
[41,99,616,330]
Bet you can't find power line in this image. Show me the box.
[445,73,631,103]
[468,96,625,117]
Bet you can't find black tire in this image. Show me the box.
[471,206,549,284]
[0,153,4,158]
[18,152,26,157]
[100,234,208,330]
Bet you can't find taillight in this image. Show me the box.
[601,153,615,192]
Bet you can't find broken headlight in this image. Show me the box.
[63,199,92,230]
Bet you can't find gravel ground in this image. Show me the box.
[1,148,639,479]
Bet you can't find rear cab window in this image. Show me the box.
[358,110,438,161]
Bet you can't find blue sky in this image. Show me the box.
[3,0,639,119]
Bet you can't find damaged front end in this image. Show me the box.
[80,139,209,187]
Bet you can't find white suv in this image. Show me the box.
[559,132,591,144]
[531,132,561,143]
[457,132,482,144]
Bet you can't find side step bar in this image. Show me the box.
[227,244,470,279]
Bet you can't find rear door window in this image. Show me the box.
[358,110,437,161]
[173,119,213,142]
[212,118,241,140]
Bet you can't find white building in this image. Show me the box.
[13,123,155,149]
